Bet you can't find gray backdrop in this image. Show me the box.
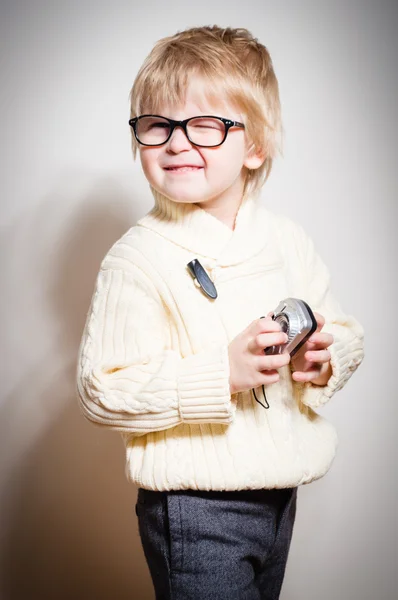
[1,1,396,599]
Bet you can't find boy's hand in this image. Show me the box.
[228,316,291,395]
[290,312,333,386]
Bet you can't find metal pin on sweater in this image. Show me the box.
[187,259,218,299]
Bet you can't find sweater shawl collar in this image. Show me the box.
[136,187,271,267]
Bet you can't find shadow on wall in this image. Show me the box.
[0,174,153,599]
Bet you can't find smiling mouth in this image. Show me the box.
[164,166,203,172]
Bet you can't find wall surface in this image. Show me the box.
[1,1,397,599]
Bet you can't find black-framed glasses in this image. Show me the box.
[128,114,245,148]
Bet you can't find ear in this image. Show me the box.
[243,143,266,170]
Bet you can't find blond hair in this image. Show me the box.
[129,26,283,199]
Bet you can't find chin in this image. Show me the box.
[160,187,206,205]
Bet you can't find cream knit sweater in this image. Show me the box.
[76,188,364,492]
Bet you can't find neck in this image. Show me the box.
[195,188,245,231]
[195,200,241,231]
[151,175,249,231]
[149,184,256,232]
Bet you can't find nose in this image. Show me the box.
[166,125,193,152]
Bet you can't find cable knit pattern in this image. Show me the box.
[76,189,364,492]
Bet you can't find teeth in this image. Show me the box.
[167,167,201,171]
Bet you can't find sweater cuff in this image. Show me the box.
[299,323,364,409]
[177,344,236,424]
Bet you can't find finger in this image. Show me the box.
[259,371,280,385]
[259,368,279,378]
[291,369,321,382]
[313,312,325,332]
[305,349,331,364]
[249,331,288,353]
[257,352,291,371]
[256,317,283,334]
[306,332,334,348]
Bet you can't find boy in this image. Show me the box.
[76,26,364,600]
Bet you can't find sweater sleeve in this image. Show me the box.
[288,222,364,409]
[76,265,236,434]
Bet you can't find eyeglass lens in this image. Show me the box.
[135,116,226,146]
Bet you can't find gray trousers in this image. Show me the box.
[135,486,297,600]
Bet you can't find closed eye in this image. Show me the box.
[148,122,169,130]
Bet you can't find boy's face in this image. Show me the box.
[138,81,264,208]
